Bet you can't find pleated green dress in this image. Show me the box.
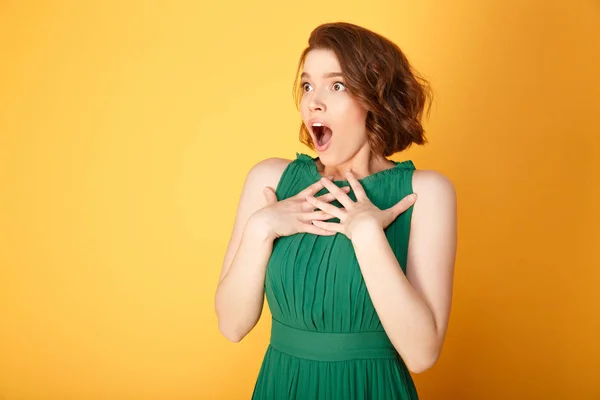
[252,153,419,400]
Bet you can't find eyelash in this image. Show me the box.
[302,81,346,92]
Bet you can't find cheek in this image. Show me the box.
[299,98,310,119]
[341,98,368,125]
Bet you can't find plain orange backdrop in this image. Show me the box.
[1,1,599,399]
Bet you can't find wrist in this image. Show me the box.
[246,212,277,242]
[350,219,384,244]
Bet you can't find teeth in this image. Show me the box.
[312,123,324,127]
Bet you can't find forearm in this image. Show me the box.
[352,223,439,372]
[215,216,274,342]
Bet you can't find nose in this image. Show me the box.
[308,91,326,112]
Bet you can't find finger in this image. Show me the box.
[306,194,345,219]
[344,170,368,201]
[300,222,337,236]
[296,180,325,198]
[319,177,354,209]
[311,220,342,234]
[298,210,335,222]
[315,186,351,203]
[389,193,418,217]
[301,187,350,212]
[263,186,278,205]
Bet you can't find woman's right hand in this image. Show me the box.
[250,178,350,239]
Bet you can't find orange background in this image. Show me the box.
[1,1,599,399]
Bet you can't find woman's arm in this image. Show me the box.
[351,170,457,373]
[214,158,290,342]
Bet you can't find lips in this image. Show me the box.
[308,120,333,149]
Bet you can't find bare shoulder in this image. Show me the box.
[217,156,293,283]
[246,156,293,190]
[237,156,294,219]
[408,169,457,237]
[405,170,457,354]
[411,169,456,204]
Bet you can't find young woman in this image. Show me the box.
[215,22,457,399]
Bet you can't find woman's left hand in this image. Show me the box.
[306,171,418,240]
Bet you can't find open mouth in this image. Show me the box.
[311,123,333,147]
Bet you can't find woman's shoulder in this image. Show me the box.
[411,169,456,209]
[412,169,454,188]
[245,156,294,192]
[249,156,294,175]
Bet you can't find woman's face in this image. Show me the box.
[300,49,370,165]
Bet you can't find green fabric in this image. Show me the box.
[252,153,418,399]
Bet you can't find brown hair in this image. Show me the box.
[293,22,433,157]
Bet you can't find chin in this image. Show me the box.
[315,152,339,168]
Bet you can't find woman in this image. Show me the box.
[215,22,457,399]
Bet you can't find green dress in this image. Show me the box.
[252,153,419,399]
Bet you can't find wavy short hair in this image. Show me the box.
[293,22,433,157]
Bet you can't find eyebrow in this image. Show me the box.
[301,72,344,79]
